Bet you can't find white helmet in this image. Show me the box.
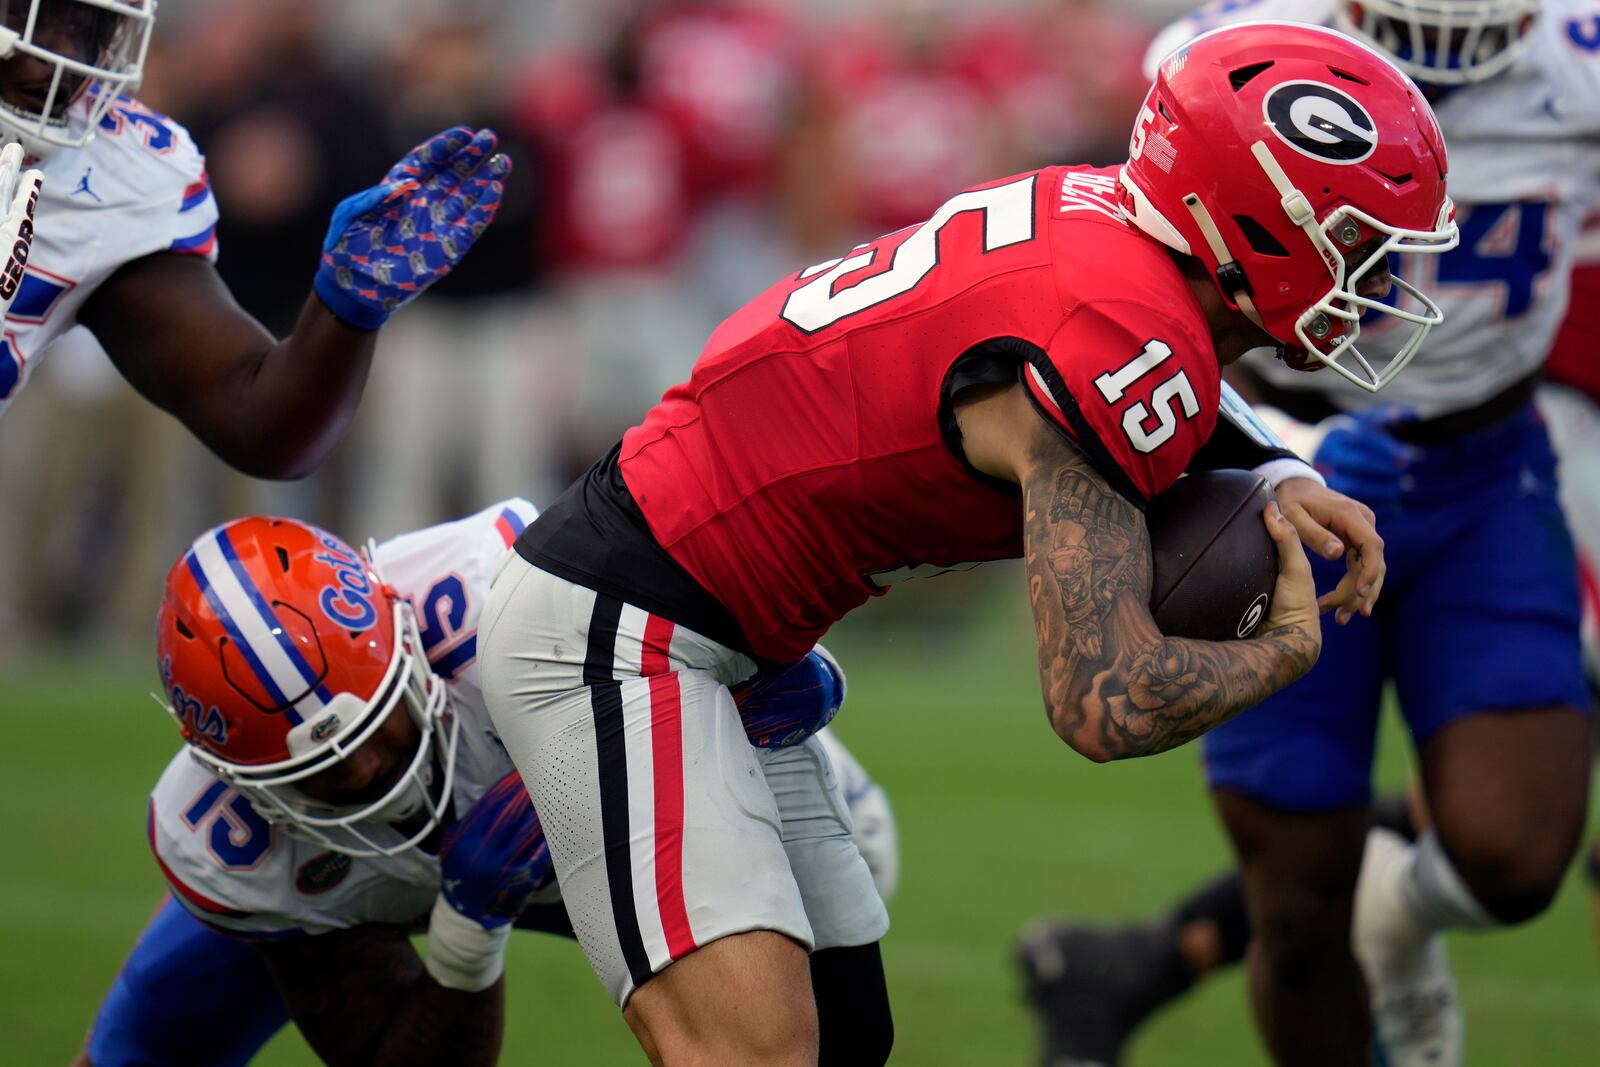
[1336,0,1541,85]
[0,0,155,157]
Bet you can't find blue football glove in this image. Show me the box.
[313,125,511,331]
[1313,406,1419,516]
[438,771,553,930]
[732,647,846,749]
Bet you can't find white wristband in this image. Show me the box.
[1254,456,1326,490]
[424,895,511,992]
[1246,404,1327,489]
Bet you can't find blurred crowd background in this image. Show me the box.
[0,0,1193,654]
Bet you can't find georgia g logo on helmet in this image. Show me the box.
[1263,81,1378,164]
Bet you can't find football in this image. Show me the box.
[1147,470,1279,642]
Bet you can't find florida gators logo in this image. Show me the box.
[1263,81,1377,165]
[295,851,352,895]
[313,535,378,630]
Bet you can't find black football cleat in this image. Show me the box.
[1015,920,1192,1067]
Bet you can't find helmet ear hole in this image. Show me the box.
[275,547,292,573]
[174,617,196,640]
[1234,215,1289,257]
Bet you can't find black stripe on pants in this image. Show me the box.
[583,593,653,990]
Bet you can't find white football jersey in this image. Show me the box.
[1145,0,1600,417]
[0,96,219,419]
[148,499,538,938]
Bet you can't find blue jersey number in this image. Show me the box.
[183,781,273,870]
[99,100,176,153]
[1568,16,1600,52]
[1434,200,1552,320]
[416,575,477,679]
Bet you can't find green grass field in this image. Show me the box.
[3,572,1596,1065]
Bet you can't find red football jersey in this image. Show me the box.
[619,165,1220,659]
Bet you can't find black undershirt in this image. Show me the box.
[513,442,755,658]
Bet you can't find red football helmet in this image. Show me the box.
[1119,21,1459,392]
[156,517,457,857]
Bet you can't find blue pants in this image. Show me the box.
[1204,406,1590,811]
[85,896,288,1067]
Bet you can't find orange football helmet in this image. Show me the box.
[156,516,457,857]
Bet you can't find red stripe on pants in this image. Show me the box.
[642,614,697,959]
[1579,554,1599,632]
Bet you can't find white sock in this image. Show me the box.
[1356,827,1496,968]
[1356,828,1430,962]
[1398,828,1496,934]
[1355,829,1469,1067]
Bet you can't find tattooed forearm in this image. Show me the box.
[1023,443,1317,762]
[1094,624,1318,757]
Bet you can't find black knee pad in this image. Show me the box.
[811,943,893,1067]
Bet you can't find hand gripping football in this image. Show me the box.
[1146,470,1278,642]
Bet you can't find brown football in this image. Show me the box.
[1146,470,1278,642]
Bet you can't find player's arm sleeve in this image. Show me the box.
[1020,301,1220,506]
[1188,380,1324,488]
[255,923,506,1067]
[149,115,221,261]
[111,106,221,263]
